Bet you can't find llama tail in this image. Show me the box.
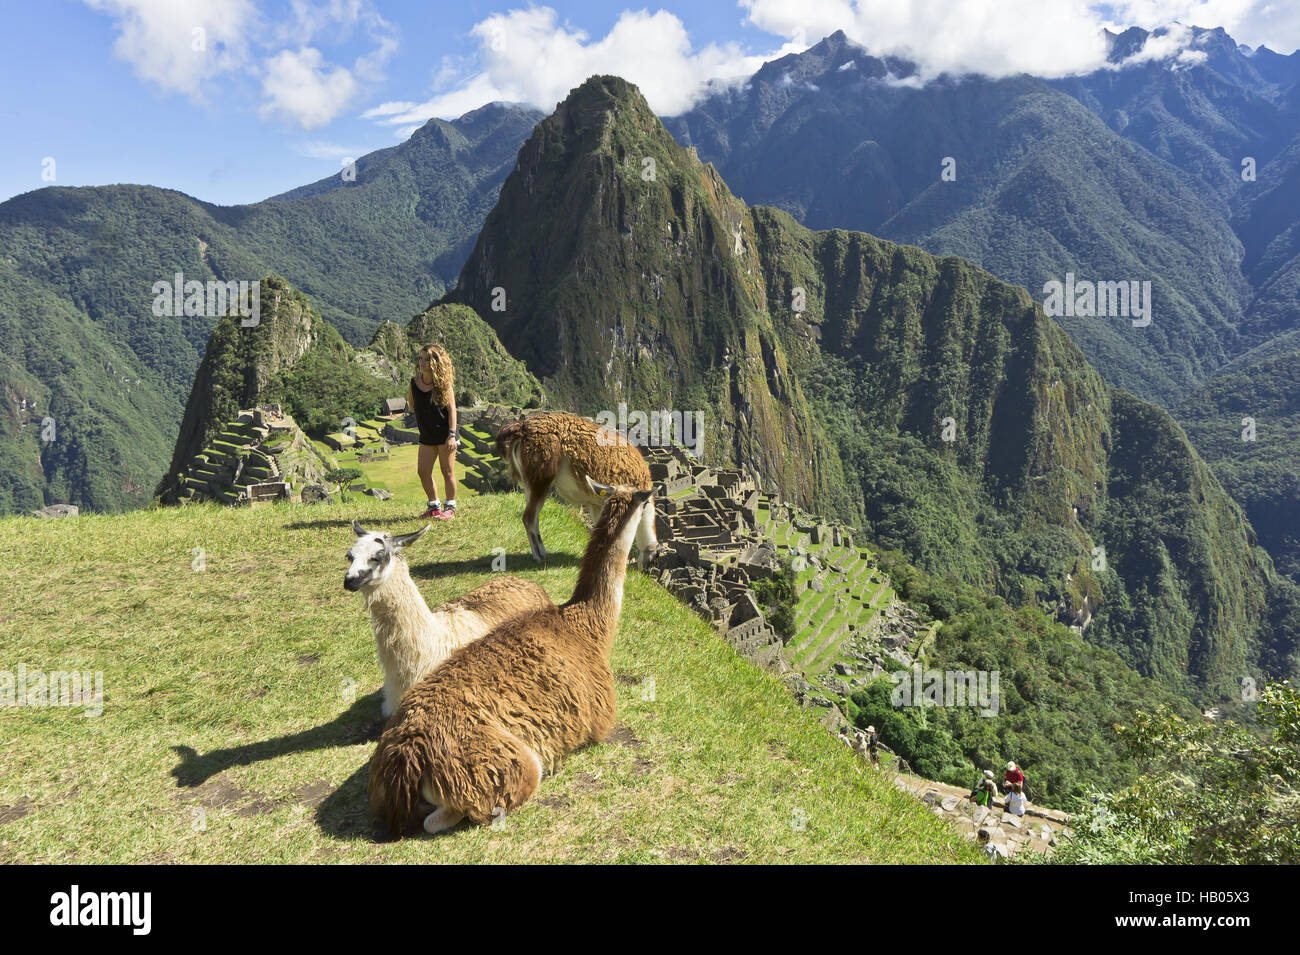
[368,720,436,835]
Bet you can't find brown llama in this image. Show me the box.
[346,521,553,717]
[367,477,653,835]
[494,411,657,568]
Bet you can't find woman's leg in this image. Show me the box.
[437,442,457,504]
[417,443,438,502]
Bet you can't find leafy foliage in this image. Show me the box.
[1049,681,1300,864]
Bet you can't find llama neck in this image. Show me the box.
[363,560,432,646]
[563,534,630,647]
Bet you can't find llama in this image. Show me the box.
[494,411,657,568]
[345,520,553,717]
[368,477,653,835]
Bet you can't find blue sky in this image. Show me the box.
[3,1,1298,207]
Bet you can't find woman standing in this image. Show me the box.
[409,344,459,520]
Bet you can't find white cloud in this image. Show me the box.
[359,100,419,119]
[740,0,1299,80]
[364,6,803,129]
[1116,0,1300,51]
[85,0,398,128]
[743,0,1114,79]
[83,0,257,98]
[363,1,1298,135]
[1114,20,1197,63]
[260,47,358,128]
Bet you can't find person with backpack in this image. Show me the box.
[852,726,880,768]
[970,769,997,807]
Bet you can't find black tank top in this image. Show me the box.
[410,376,450,441]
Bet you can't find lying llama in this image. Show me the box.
[494,411,657,568]
[368,478,654,835]
[345,520,553,717]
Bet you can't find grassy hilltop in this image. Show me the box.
[0,485,977,864]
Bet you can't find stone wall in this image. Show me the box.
[643,446,791,675]
[164,405,331,507]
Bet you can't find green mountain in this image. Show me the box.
[662,29,1300,596]
[665,30,1251,405]
[361,302,545,409]
[1234,130,1300,343]
[447,75,1298,701]
[1175,333,1300,583]
[1051,26,1300,200]
[0,103,542,514]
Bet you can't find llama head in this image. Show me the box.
[345,521,430,591]
[583,476,654,558]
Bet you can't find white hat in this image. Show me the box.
[984,770,994,779]
[866,726,876,734]
[1006,762,1017,771]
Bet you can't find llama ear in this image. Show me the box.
[584,474,613,497]
[632,488,653,505]
[352,520,369,537]
[391,524,431,549]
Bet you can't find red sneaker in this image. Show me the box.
[436,503,456,520]
[420,504,442,519]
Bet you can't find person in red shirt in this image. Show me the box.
[1003,761,1025,793]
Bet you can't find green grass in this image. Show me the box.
[0,492,978,864]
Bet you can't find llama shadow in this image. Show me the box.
[313,762,386,841]
[170,692,385,789]
[314,762,467,843]
[408,551,581,579]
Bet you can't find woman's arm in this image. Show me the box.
[444,381,458,448]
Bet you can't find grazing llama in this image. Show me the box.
[345,520,553,717]
[368,478,653,835]
[494,411,657,568]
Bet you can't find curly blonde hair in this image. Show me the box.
[418,344,456,406]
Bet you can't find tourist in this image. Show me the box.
[1006,786,1027,817]
[976,828,1002,861]
[853,726,880,769]
[970,769,997,807]
[409,344,459,520]
[1003,761,1025,794]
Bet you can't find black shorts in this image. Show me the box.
[417,405,450,446]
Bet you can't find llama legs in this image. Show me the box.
[422,806,465,835]
[523,480,552,563]
[635,498,658,569]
